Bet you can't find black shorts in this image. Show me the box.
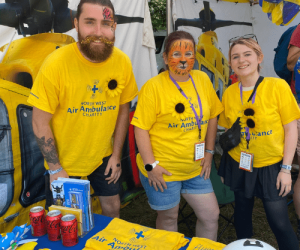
[45,155,121,210]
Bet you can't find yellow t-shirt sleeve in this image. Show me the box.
[119,56,138,105]
[277,80,300,125]
[131,82,156,130]
[218,89,230,128]
[27,68,59,114]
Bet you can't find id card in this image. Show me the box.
[239,151,254,172]
[195,141,205,161]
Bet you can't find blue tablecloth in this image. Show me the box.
[25,214,191,249]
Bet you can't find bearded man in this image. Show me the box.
[28,0,138,218]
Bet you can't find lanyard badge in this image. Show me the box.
[169,74,204,161]
[238,77,262,171]
[195,141,205,161]
[239,151,254,172]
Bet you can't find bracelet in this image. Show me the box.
[205,149,215,155]
[280,170,291,175]
[48,167,63,175]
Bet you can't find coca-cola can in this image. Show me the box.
[60,214,78,247]
[46,210,62,241]
[29,206,46,237]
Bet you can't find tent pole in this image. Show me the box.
[166,0,173,35]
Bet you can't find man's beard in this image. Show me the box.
[78,32,115,62]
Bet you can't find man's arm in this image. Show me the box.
[32,107,69,187]
[287,45,300,71]
[104,102,130,184]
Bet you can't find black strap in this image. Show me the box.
[247,76,264,102]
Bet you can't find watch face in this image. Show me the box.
[145,164,153,172]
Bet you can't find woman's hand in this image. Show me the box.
[148,165,172,192]
[200,152,213,180]
[276,171,292,197]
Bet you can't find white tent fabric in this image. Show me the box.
[0,0,157,91]
[173,0,300,77]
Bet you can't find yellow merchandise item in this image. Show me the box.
[132,70,223,181]
[28,43,138,176]
[83,218,189,250]
[49,205,83,236]
[218,78,300,167]
[17,242,38,250]
[186,237,226,250]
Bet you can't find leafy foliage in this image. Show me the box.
[149,0,166,31]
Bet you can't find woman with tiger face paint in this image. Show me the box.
[132,31,223,240]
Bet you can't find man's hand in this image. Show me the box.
[105,155,122,184]
[49,168,69,190]
[276,171,292,197]
[200,152,213,180]
[147,165,172,192]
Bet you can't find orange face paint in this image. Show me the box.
[167,39,195,76]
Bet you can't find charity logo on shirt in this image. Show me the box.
[87,79,103,99]
[67,101,117,117]
[168,96,208,132]
[91,227,154,249]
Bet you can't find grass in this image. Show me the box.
[119,153,299,250]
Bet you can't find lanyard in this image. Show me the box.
[239,83,257,105]
[169,73,203,140]
[239,76,263,144]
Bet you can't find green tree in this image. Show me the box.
[149,0,166,31]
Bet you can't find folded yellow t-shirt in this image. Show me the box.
[187,237,226,250]
[84,218,189,250]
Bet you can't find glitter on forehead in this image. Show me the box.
[103,7,114,21]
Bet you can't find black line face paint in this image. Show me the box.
[167,40,195,76]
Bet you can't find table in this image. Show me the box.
[25,214,191,249]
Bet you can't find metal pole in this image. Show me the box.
[166,0,173,35]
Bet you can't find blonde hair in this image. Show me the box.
[228,38,263,72]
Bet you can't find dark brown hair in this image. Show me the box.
[76,0,116,21]
[163,31,195,56]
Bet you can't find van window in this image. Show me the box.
[0,98,14,216]
[17,105,45,207]
[201,65,215,88]
[218,78,224,101]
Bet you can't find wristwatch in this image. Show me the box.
[281,164,292,171]
[48,167,63,175]
[144,161,159,172]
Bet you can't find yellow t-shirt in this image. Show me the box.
[27,43,138,176]
[218,77,300,167]
[131,70,224,181]
[84,218,189,250]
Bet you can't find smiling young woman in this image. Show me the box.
[218,36,300,250]
[131,31,224,240]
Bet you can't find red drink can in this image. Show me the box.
[29,206,46,237]
[46,210,62,241]
[60,214,78,247]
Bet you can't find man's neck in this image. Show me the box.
[76,42,104,63]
